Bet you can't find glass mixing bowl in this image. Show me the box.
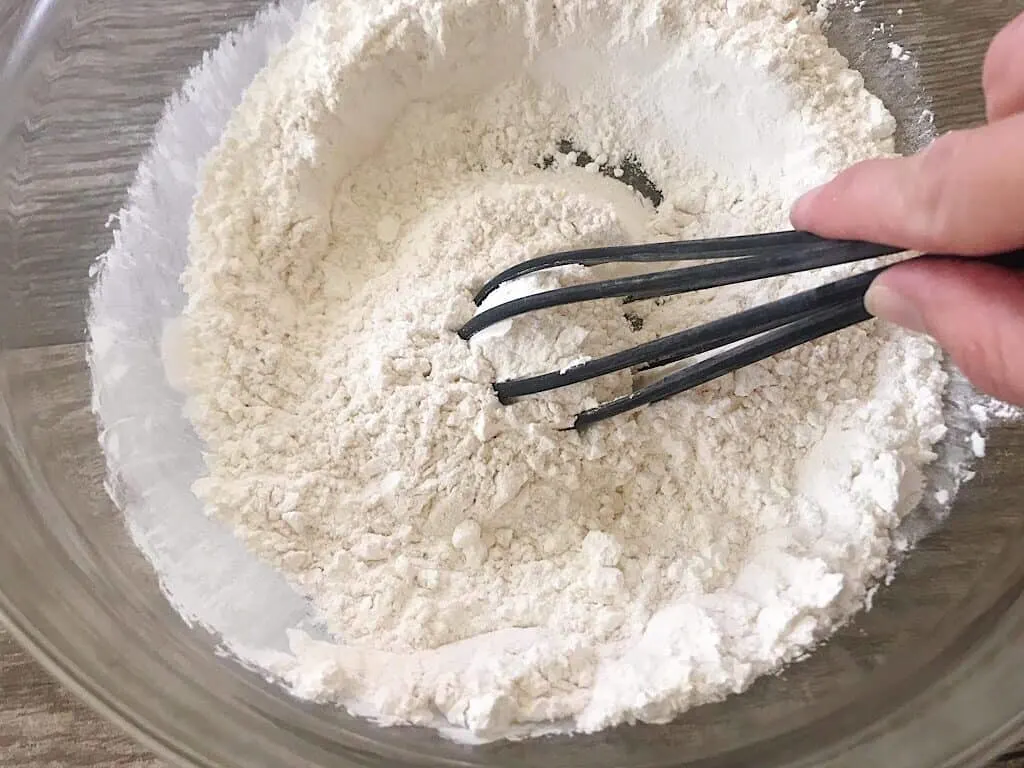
[2,1,1024,766]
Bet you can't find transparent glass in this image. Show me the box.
[2,1,1024,766]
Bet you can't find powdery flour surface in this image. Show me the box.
[91,0,980,743]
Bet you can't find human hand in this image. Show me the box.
[791,11,1024,405]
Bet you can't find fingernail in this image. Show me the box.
[864,282,927,334]
[791,185,824,226]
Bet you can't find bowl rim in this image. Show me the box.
[4,0,1024,765]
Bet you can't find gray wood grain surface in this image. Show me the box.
[1,623,1022,767]
[1,629,162,767]
[0,0,270,350]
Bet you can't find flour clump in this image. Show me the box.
[174,0,948,739]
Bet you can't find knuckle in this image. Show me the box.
[960,338,1001,396]
[913,132,968,248]
[955,295,1024,406]
[961,341,1024,406]
[920,130,966,169]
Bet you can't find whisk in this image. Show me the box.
[458,231,1024,429]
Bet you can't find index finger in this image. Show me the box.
[791,111,1024,256]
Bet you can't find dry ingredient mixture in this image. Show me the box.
[91,0,971,743]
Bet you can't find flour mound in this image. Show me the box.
[174,0,947,738]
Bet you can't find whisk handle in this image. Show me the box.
[907,249,1024,272]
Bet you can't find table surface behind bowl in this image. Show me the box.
[0,625,1020,767]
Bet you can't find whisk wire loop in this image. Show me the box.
[459,234,898,340]
[461,231,1024,428]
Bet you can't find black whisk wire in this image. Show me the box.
[460,231,1024,428]
[493,266,882,403]
[573,296,870,428]
[473,230,830,304]
[459,233,898,340]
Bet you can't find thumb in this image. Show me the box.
[866,259,1024,405]
[791,112,1024,256]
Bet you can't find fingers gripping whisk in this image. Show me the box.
[457,231,1024,429]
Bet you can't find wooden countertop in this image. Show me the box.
[0,625,1020,767]
[1,629,160,767]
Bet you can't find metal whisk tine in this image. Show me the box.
[459,231,1024,429]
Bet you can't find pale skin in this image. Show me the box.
[791,11,1024,405]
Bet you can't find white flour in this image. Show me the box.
[89,0,993,744]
